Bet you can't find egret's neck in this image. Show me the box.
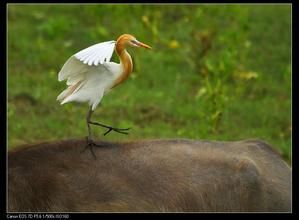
[119,50,133,74]
[113,44,133,87]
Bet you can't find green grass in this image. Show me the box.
[8,4,291,162]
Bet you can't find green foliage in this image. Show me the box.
[8,4,291,162]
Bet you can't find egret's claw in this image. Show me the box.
[82,137,104,159]
[103,127,131,136]
[88,121,131,136]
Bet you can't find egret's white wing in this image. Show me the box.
[58,56,88,82]
[74,40,116,66]
[58,41,116,82]
[57,40,120,110]
[57,57,122,110]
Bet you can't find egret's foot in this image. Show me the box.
[103,126,131,136]
[81,137,103,159]
[88,121,131,136]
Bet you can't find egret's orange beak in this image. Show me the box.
[137,41,152,49]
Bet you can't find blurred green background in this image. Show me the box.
[8,4,291,162]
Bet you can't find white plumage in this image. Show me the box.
[57,41,122,111]
[74,40,116,66]
[57,34,151,143]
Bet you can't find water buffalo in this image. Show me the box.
[8,138,291,212]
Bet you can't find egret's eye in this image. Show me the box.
[130,40,139,46]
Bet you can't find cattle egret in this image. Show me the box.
[57,34,151,151]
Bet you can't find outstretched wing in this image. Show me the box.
[57,58,122,110]
[57,40,120,110]
[74,40,116,66]
[58,40,116,82]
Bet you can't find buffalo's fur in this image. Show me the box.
[8,138,291,212]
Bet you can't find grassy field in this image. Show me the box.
[8,4,291,162]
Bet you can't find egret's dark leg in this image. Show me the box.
[81,107,98,159]
[89,121,131,136]
[86,106,93,140]
[82,106,131,158]
[87,106,131,136]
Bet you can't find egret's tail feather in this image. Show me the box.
[58,86,104,111]
[57,90,68,103]
[57,81,83,104]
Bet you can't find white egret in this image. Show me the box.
[57,34,151,152]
